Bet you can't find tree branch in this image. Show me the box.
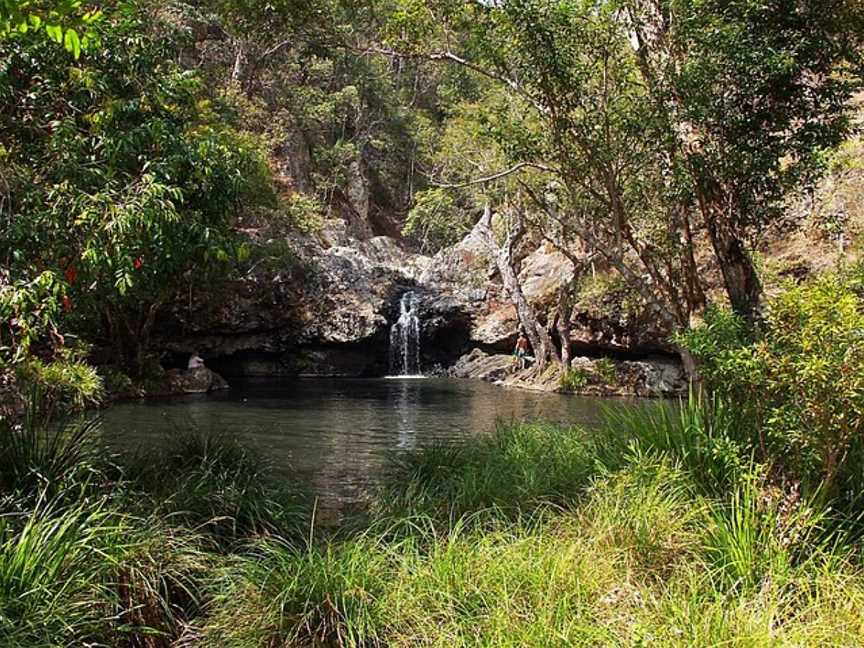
[428,162,556,188]
[352,45,548,115]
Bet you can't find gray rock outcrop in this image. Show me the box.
[161,367,229,395]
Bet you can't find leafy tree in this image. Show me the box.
[385,0,864,331]
[625,0,864,322]
[1,3,274,375]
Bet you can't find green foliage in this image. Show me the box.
[4,387,864,646]
[593,357,617,385]
[280,192,324,233]
[403,188,471,252]
[0,499,117,644]
[1,3,274,373]
[680,270,864,494]
[0,390,301,645]
[16,352,102,415]
[118,428,306,543]
[574,270,647,323]
[388,0,864,324]
[203,425,864,647]
[596,393,750,495]
[0,498,211,646]
[559,366,589,393]
[381,420,597,518]
[0,271,65,363]
[0,0,103,58]
[0,412,99,502]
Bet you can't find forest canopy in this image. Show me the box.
[2,0,864,390]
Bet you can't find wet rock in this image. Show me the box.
[450,349,516,382]
[619,359,688,397]
[155,229,433,369]
[281,348,383,377]
[565,356,687,397]
[450,350,686,397]
[161,367,229,395]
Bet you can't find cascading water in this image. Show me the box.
[389,291,422,376]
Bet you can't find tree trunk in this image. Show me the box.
[678,348,701,391]
[704,207,762,323]
[555,287,572,369]
[477,205,556,371]
[231,45,246,83]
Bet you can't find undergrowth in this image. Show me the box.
[3,393,864,646]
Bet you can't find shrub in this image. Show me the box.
[280,192,325,233]
[204,534,394,647]
[593,357,618,384]
[559,366,589,393]
[14,352,103,426]
[680,270,864,496]
[0,500,117,645]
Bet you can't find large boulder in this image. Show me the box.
[450,348,516,382]
[467,244,576,349]
[162,367,229,395]
[565,356,687,397]
[421,217,496,287]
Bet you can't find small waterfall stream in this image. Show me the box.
[389,291,422,376]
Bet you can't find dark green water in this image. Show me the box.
[101,377,637,508]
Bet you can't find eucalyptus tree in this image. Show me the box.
[385,0,864,332]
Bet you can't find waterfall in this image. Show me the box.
[389,291,422,376]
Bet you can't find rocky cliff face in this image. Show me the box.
[153,226,430,376]
[152,203,681,392]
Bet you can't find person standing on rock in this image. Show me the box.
[514,331,531,370]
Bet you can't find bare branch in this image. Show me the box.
[428,162,557,189]
[352,45,549,115]
[519,181,681,328]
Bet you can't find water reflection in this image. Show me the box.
[393,379,419,450]
[101,378,636,508]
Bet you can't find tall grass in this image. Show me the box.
[0,410,304,646]
[116,428,307,544]
[4,391,864,646]
[0,499,116,645]
[594,390,751,493]
[200,397,864,647]
[203,453,864,647]
[380,420,599,519]
[0,411,101,504]
[0,498,210,647]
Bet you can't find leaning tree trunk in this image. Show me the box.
[477,205,557,372]
[696,185,762,323]
[555,286,572,369]
[706,216,761,323]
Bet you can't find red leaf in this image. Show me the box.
[65,266,77,284]
[62,295,73,312]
